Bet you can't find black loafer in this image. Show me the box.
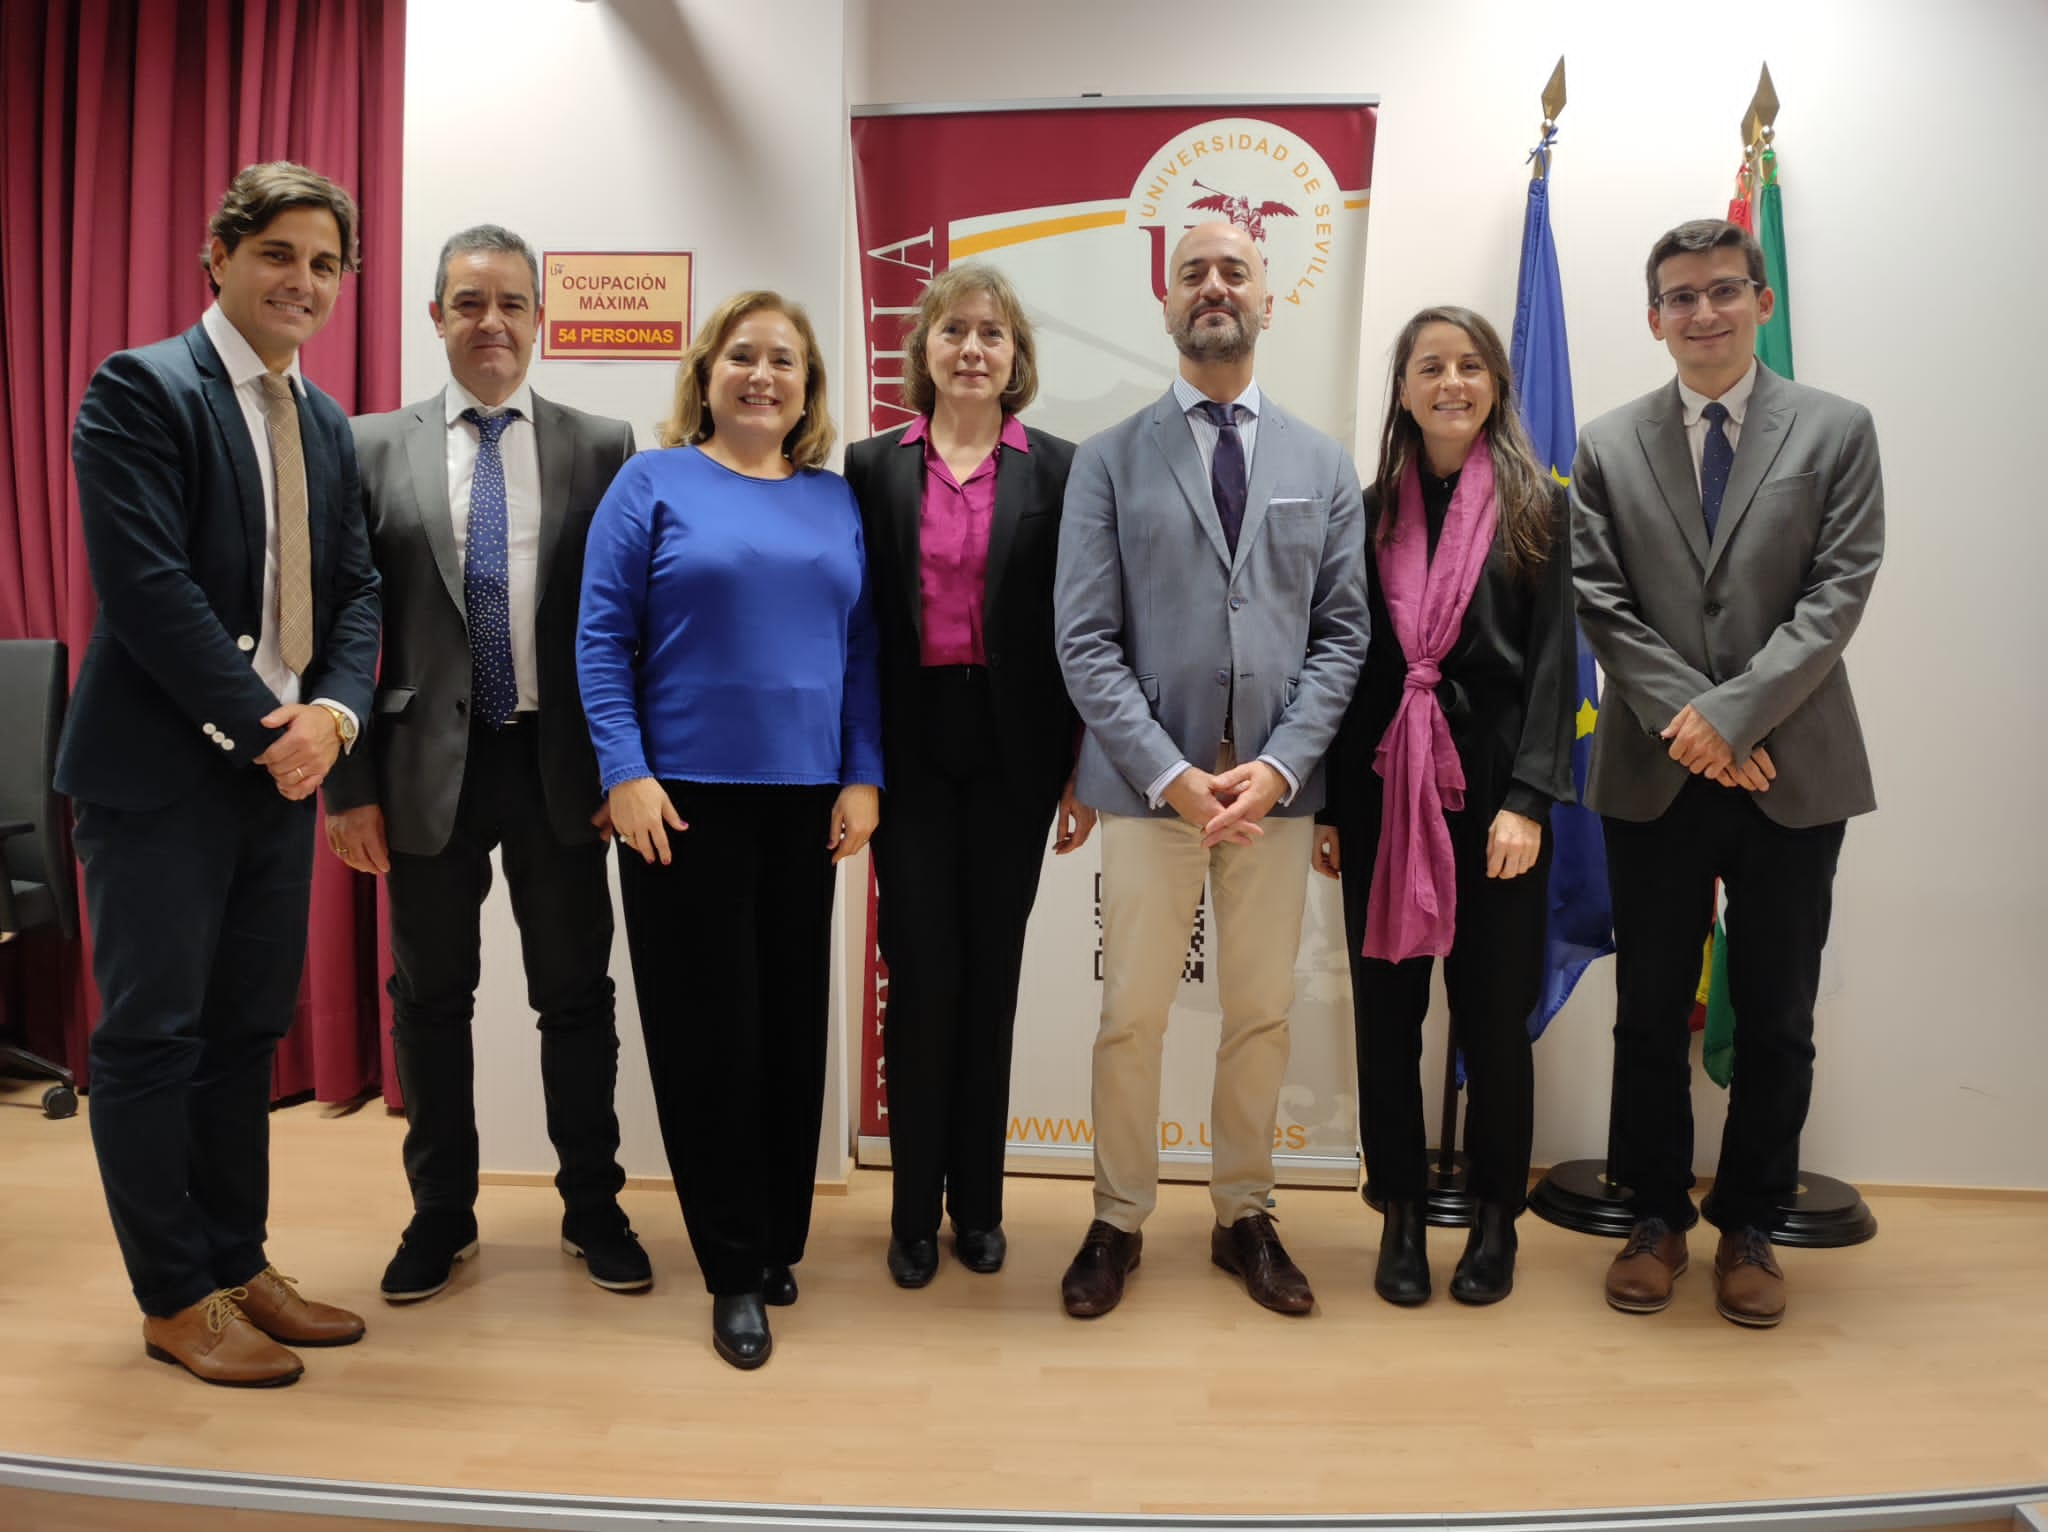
[762,1264,798,1306]
[952,1225,1006,1273]
[380,1213,480,1303]
[887,1236,939,1288]
[710,1292,771,1370]
[1373,1200,1432,1307]
[561,1214,653,1293]
[1450,1202,1518,1306]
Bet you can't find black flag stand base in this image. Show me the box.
[1360,1025,1478,1229]
[1529,1158,1878,1248]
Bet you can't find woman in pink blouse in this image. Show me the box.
[843,263,1092,1287]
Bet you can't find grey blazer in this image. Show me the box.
[1570,364,1883,828]
[1055,386,1369,819]
[326,390,636,855]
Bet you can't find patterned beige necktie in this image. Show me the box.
[259,373,313,675]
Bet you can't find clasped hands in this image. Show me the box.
[254,703,340,802]
[1662,703,1775,793]
[1165,759,1286,848]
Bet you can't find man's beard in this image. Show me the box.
[1172,302,1257,363]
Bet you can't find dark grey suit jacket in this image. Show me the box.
[1055,386,1369,819]
[1570,364,1883,828]
[326,390,635,854]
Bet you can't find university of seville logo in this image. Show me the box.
[1129,117,1340,310]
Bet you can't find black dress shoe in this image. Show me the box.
[1374,1200,1432,1306]
[1211,1212,1315,1314]
[1060,1220,1141,1317]
[381,1213,480,1303]
[561,1210,653,1293]
[887,1236,939,1288]
[952,1224,1006,1274]
[710,1293,771,1370]
[1450,1201,1518,1306]
[762,1264,798,1306]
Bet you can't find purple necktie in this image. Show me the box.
[1199,399,1246,555]
[462,407,520,728]
[1700,400,1733,542]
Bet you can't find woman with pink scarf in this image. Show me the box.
[1313,306,1575,1308]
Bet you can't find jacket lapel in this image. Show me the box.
[885,430,927,645]
[1236,401,1286,570]
[1703,367,1793,579]
[408,392,466,622]
[187,328,268,600]
[1148,392,1232,571]
[531,394,574,611]
[983,434,1030,619]
[1635,381,1710,571]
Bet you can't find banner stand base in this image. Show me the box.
[1531,1159,1878,1247]
[1362,1150,1477,1228]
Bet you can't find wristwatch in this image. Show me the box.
[315,701,359,752]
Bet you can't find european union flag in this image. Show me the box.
[1510,165,1614,1040]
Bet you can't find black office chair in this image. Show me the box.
[0,639,80,1119]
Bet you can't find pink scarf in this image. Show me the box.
[1362,435,1498,963]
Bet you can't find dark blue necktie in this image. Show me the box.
[1700,400,1734,543]
[463,407,520,728]
[1199,399,1247,555]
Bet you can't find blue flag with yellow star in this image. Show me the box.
[1510,166,1614,1040]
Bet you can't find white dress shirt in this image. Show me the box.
[1678,359,1758,492]
[1146,375,1297,809]
[445,379,542,713]
[198,303,356,739]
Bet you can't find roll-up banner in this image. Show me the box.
[851,96,1379,1185]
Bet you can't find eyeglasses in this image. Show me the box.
[1653,278,1762,316]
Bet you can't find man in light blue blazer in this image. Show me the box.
[1054,220,1368,1319]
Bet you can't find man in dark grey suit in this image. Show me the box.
[1054,220,1368,1319]
[1572,218,1884,1328]
[324,226,645,1302]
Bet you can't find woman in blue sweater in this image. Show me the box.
[577,291,883,1370]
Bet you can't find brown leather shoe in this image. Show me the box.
[235,1265,367,1348]
[143,1289,303,1387]
[1211,1212,1314,1315]
[1060,1220,1142,1318]
[1713,1227,1787,1328]
[1605,1218,1690,1313]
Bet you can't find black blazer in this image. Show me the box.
[1324,482,1575,840]
[326,392,636,855]
[843,421,1078,804]
[57,323,380,811]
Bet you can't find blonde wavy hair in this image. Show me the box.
[658,290,835,469]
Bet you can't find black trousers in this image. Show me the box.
[1339,800,1551,1209]
[870,667,1060,1242]
[1603,777,1845,1232]
[75,771,313,1317]
[384,718,623,1225]
[618,780,838,1296]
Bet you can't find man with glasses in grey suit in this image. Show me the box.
[1054,220,1368,1319]
[1572,218,1884,1329]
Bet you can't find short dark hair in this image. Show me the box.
[1645,218,1765,306]
[201,162,360,295]
[433,224,540,307]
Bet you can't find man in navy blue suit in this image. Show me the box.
[58,162,381,1388]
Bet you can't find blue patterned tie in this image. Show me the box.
[463,407,520,728]
[1700,400,1734,543]
[1199,399,1246,555]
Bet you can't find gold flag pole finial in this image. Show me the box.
[1743,62,1780,160]
[1531,55,1566,181]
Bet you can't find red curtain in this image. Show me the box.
[0,0,405,1102]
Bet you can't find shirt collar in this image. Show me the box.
[1677,359,1758,428]
[202,302,304,393]
[445,377,535,427]
[899,413,1032,454]
[1173,375,1261,421]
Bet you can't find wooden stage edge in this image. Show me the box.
[1,1092,2045,1529]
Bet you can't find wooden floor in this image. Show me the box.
[2,1084,2045,1521]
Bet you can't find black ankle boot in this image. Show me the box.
[1450,1201,1518,1306]
[1374,1199,1431,1306]
[710,1292,772,1369]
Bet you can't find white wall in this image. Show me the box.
[845,0,2048,1188]
[399,0,854,1186]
